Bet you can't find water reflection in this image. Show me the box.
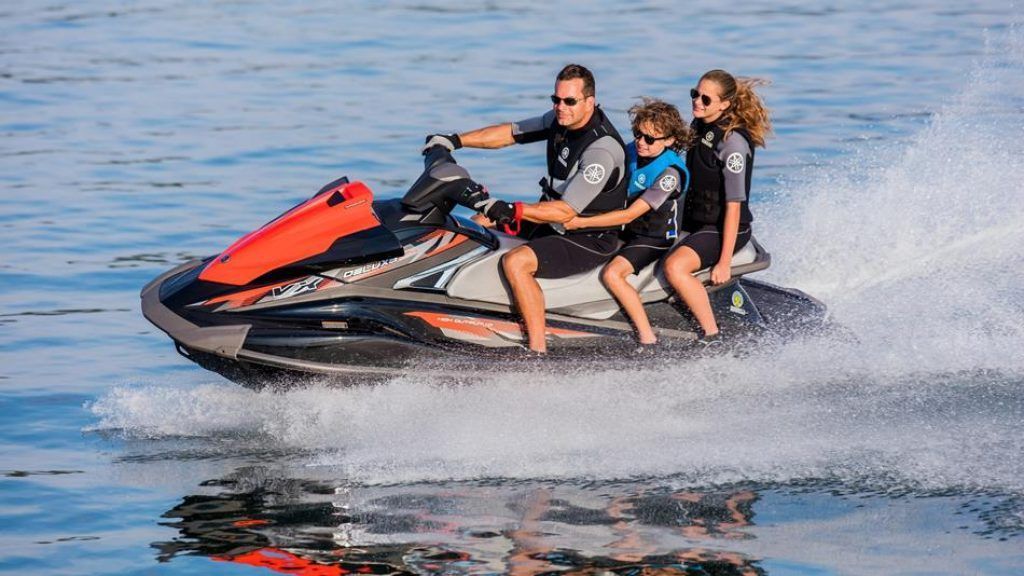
[155,468,765,575]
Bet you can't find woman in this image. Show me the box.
[565,98,692,345]
[663,69,772,342]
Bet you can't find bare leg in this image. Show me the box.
[602,256,657,345]
[663,247,718,337]
[502,246,547,353]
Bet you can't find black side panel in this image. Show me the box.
[297,226,403,269]
[247,226,405,286]
[160,263,242,310]
[740,279,829,332]
[160,227,405,309]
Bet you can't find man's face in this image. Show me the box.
[552,78,595,130]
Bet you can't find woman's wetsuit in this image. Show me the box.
[672,118,754,268]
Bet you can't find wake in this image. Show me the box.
[91,28,1024,493]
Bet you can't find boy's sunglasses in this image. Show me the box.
[633,129,668,145]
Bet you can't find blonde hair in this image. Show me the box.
[700,69,772,148]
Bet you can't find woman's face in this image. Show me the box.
[691,79,730,123]
[633,121,675,158]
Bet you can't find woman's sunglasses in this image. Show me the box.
[550,94,583,106]
[633,129,668,145]
[690,88,713,107]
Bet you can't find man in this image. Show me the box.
[422,64,627,353]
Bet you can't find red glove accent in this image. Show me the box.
[503,201,524,236]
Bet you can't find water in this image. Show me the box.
[2,1,1023,574]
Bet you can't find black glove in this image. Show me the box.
[422,133,462,154]
[453,180,489,209]
[477,199,516,226]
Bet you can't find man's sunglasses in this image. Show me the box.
[633,129,668,145]
[550,94,584,106]
[690,88,713,107]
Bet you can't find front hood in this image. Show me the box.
[198,180,403,287]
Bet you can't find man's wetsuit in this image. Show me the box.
[616,141,688,272]
[510,107,628,278]
[672,118,754,269]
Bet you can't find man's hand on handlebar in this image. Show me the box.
[422,133,462,155]
[473,198,516,226]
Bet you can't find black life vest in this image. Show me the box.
[684,119,754,226]
[540,107,628,224]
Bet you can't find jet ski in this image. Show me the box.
[141,146,827,387]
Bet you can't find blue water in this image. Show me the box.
[3,2,1024,574]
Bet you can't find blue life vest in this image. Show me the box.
[623,143,689,239]
[627,142,689,196]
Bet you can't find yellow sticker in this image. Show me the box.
[731,291,744,309]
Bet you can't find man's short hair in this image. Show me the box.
[556,64,595,98]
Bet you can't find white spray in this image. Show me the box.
[91,29,1024,494]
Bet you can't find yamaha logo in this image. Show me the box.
[704,131,714,142]
[582,163,606,184]
[637,173,647,185]
[726,153,745,174]
[659,174,677,192]
[560,147,570,159]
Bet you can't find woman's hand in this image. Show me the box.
[710,260,732,285]
[563,216,584,230]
